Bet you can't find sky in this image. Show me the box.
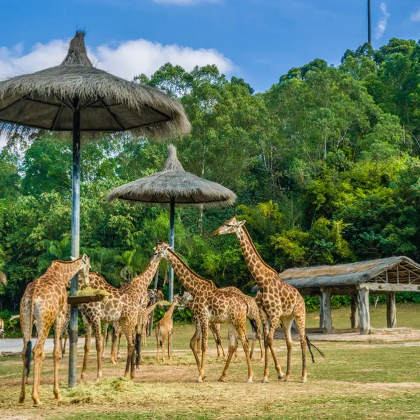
[0,0,420,94]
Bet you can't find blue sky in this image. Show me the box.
[1,0,420,92]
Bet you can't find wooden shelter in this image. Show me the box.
[281,256,420,335]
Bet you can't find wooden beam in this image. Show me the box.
[350,294,359,329]
[320,287,332,333]
[358,283,420,292]
[386,293,397,328]
[358,288,370,335]
[319,295,324,329]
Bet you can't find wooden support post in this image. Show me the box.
[319,295,324,328]
[386,293,397,328]
[168,197,175,302]
[350,294,359,329]
[320,287,332,333]
[358,287,370,335]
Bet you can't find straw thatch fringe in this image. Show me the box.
[107,145,236,207]
[0,31,190,140]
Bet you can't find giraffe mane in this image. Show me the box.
[242,226,280,278]
[167,249,217,288]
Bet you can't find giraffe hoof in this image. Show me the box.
[278,373,285,380]
[261,378,269,383]
[300,378,308,383]
[246,378,253,384]
[218,377,226,382]
[197,378,204,383]
[282,376,291,382]
[33,400,42,407]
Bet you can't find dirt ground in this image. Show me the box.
[1,322,420,419]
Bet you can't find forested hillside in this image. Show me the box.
[1,38,420,309]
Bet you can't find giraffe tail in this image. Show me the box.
[306,334,325,363]
[25,340,32,378]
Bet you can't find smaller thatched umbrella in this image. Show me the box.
[108,145,236,300]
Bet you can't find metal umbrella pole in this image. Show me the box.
[69,98,81,388]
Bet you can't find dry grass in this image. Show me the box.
[1,304,420,419]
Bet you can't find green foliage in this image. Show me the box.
[2,37,420,316]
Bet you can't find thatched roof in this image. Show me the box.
[281,256,420,289]
[0,31,190,139]
[107,145,236,207]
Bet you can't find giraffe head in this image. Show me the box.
[150,242,172,263]
[72,254,91,286]
[213,216,246,237]
[179,291,194,308]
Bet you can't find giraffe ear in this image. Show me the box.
[238,220,246,227]
[70,256,77,261]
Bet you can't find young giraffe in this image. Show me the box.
[215,216,312,383]
[80,262,159,381]
[18,255,90,406]
[155,295,182,363]
[151,242,253,383]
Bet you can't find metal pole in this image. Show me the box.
[368,0,371,45]
[169,198,175,302]
[149,268,159,336]
[68,98,81,388]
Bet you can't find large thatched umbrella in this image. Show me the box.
[107,145,236,300]
[0,31,190,387]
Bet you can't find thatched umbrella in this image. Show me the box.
[107,145,236,300]
[0,31,190,387]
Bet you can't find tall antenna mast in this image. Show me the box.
[368,0,372,44]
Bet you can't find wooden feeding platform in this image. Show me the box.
[67,295,104,306]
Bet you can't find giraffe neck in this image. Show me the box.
[164,301,177,318]
[236,226,280,289]
[127,261,159,298]
[52,259,83,288]
[145,301,160,316]
[165,250,215,296]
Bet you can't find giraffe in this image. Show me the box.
[151,242,253,383]
[80,261,159,381]
[18,255,90,406]
[214,216,321,383]
[155,295,182,363]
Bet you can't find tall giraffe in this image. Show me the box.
[155,295,182,363]
[18,255,90,406]
[80,261,159,381]
[214,216,310,383]
[151,242,253,383]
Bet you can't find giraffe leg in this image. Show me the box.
[168,331,172,359]
[31,325,50,406]
[210,324,220,358]
[156,328,160,363]
[117,331,122,360]
[161,335,167,363]
[102,322,108,359]
[18,297,32,404]
[81,321,92,380]
[218,323,238,382]
[62,335,68,356]
[261,316,283,383]
[93,318,103,381]
[238,321,253,383]
[295,313,308,383]
[53,309,66,401]
[110,324,118,364]
[281,317,294,382]
[189,321,201,372]
[198,321,208,382]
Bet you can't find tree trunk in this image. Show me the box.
[321,287,332,333]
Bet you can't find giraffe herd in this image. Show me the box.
[15,216,322,406]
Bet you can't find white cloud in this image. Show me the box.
[375,2,390,40]
[153,0,220,5]
[410,8,420,22]
[0,37,233,80]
